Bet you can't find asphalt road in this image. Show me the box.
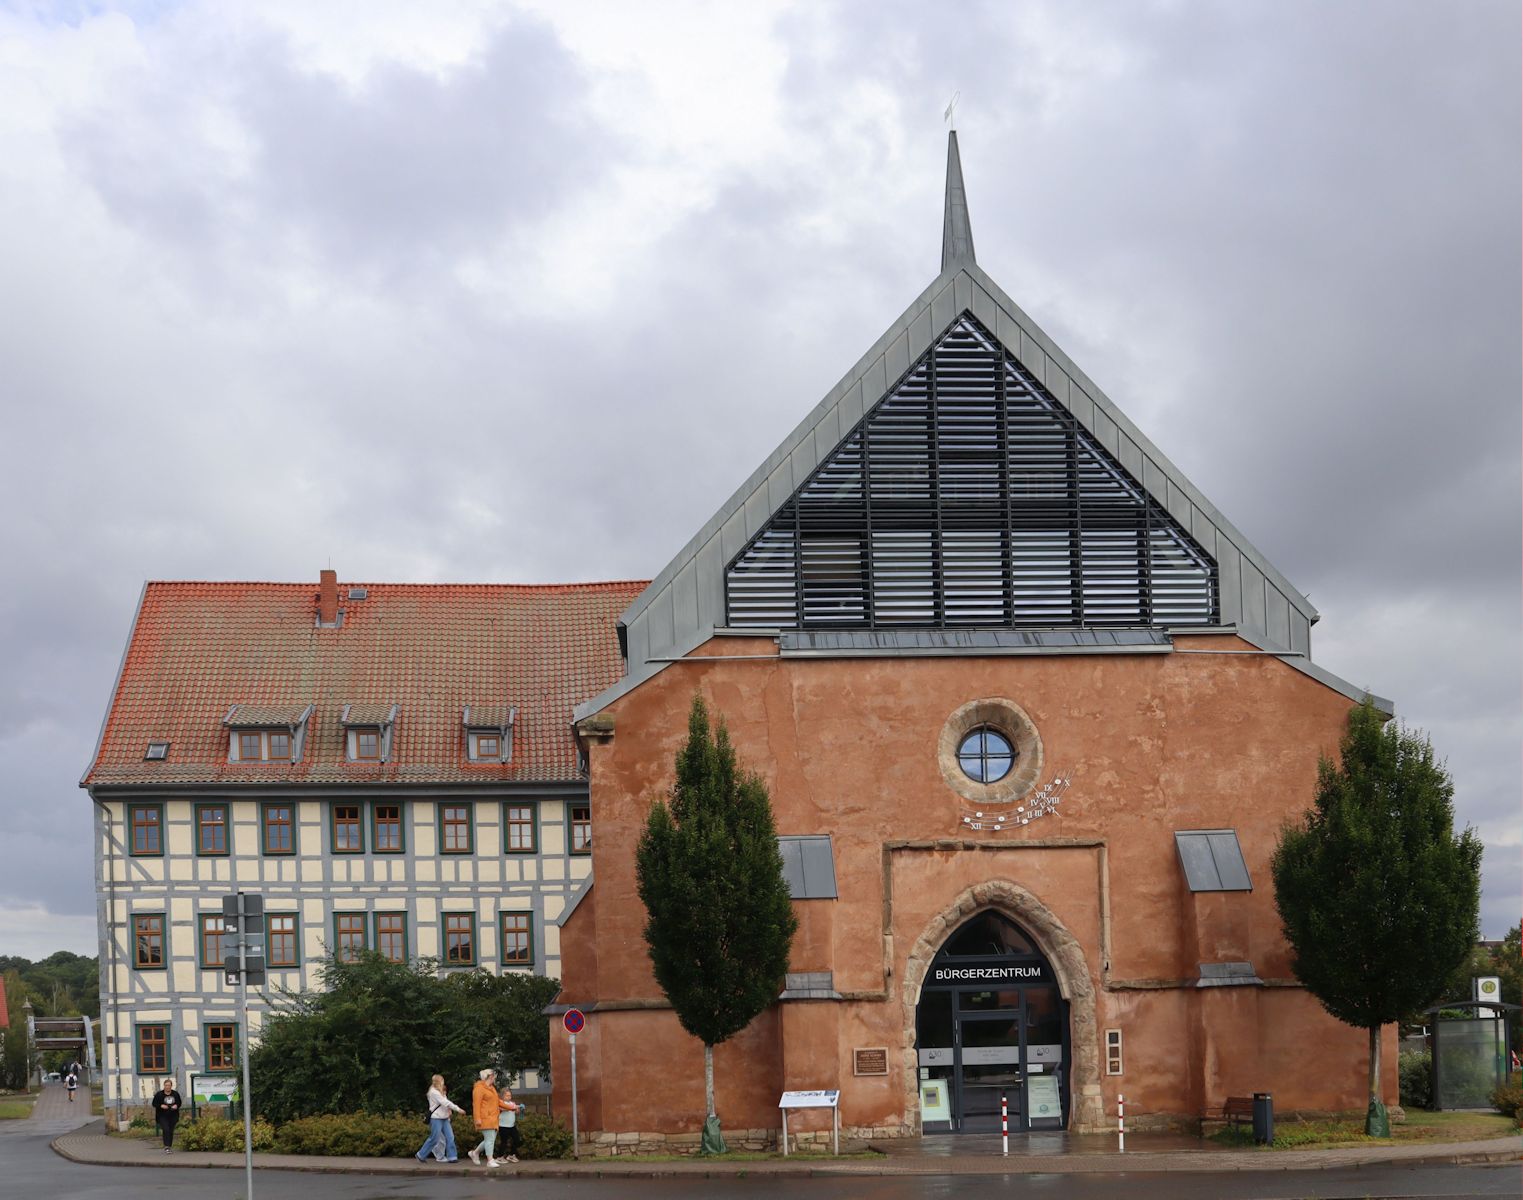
[2,1120,1518,1199]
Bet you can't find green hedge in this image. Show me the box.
[270,1110,572,1159]
[178,1116,276,1152]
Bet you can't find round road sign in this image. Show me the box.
[563,1008,586,1035]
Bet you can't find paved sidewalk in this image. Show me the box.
[12,1082,96,1138]
[51,1120,1521,1179]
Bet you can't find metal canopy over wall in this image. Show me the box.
[726,315,1218,631]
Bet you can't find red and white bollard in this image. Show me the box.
[1001,1092,1008,1156]
[1118,1093,1125,1153]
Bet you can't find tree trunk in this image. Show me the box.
[1368,1024,1381,1104]
[704,1043,715,1118]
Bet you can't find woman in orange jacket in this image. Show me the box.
[469,1069,504,1166]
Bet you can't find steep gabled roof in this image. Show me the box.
[84,579,645,789]
[580,134,1381,719]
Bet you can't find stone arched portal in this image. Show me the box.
[900,880,1105,1133]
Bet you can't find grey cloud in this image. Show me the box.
[0,3,1516,945]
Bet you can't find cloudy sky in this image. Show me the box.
[1,0,1517,959]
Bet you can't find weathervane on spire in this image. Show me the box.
[943,91,960,130]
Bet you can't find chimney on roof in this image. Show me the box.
[319,569,339,626]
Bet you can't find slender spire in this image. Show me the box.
[941,129,976,272]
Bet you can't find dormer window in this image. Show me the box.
[341,703,398,763]
[224,704,311,763]
[462,704,516,764]
[144,741,170,761]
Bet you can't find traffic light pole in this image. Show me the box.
[237,892,254,1200]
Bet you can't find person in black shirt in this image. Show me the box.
[150,1077,183,1151]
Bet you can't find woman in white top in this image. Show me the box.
[415,1074,465,1163]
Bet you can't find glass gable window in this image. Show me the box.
[725,314,1217,631]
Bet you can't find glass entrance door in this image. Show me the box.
[913,910,1071,1134]
[956,1000,1024,1132]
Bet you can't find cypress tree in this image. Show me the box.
[635,695,798,1154]
[1272,698,1482,1135]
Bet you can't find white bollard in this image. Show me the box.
[1118,1093,1125,1153]
[1001,1092,1008,1156]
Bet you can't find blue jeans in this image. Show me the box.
[416,1117,457,1162]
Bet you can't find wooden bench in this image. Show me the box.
[1222,1096,1254,1129]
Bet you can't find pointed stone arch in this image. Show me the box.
[900,879,1106,1133]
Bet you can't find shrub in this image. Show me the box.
[1399,1048,1432,1110]
[177,1115,275,1152]
[516,1110,573,1160]
[274,1112,427,1158]
[1490,1081,1523,1119]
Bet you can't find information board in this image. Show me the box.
[778,1089,839,1109]
[1027,1075,1062,1121]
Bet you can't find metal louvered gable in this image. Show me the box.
[725,313,1219,631]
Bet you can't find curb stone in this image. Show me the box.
[49,1122,1522,1179]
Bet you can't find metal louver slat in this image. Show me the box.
[724,312,1218,631]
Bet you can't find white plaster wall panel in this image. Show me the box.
[414,859,436,882]
[503,858,522,882]
[416,897,438,922]
[570,857,592,882]
[478,860,501,883]
[170,897,192,922]
[300,859,322,882]
[543,895,565,920]
[521,859,539,882]
[414,816,436,857]
[541,826,565,856]
[302,898,324,924]
[167,823,191,856]
[543,924,561,960]
[172,962,198,992]
[543,860,563,881]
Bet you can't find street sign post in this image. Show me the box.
[220,892,262,1200]
[563,1009,585,1159]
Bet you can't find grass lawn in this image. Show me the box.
[582,1150,880,1164]
[0,1095,37,1120]
[90,1088,104,1116]
[1211,1109,1518,1150]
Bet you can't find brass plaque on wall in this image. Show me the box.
[853,1047,889,1076]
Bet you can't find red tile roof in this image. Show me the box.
[83,579,646,788]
